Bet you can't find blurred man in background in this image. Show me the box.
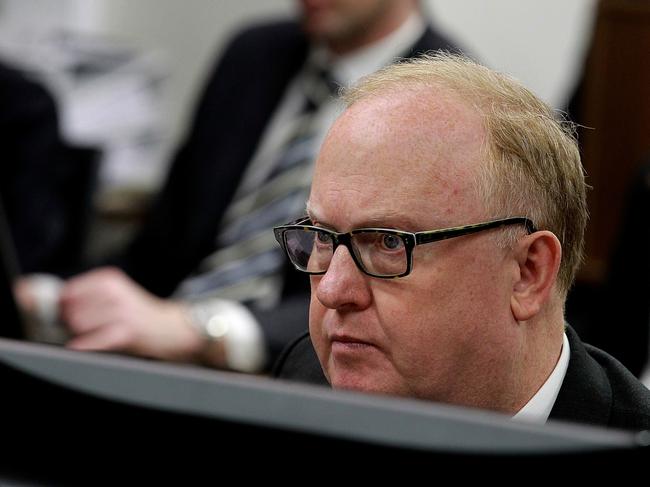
[26,1,459,373]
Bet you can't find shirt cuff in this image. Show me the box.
[187,298,268,373]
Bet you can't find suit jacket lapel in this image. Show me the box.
[549,325,612,426]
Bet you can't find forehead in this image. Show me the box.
[309,86,486,230]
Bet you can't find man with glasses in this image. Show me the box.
[273,53,650,430]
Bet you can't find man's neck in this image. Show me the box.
[512,330,570,424]
[511,307,566,415]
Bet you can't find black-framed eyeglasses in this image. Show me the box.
[273,216,536,279]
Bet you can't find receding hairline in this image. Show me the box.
[338,52,556,133]
[334,52,587,295]
[342,52,491,106]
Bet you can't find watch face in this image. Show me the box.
[205,315,230,340]
[189,301,267,373]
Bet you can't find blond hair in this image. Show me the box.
[343,52,587,295]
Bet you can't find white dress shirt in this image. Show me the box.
[512,332,570,424]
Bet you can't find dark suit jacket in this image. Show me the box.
[116,19,458,365]
[273,325,650,431]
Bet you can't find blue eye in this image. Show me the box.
[381,234,403,250]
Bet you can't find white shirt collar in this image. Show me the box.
[512,331,570,424]
[309,12,426,88]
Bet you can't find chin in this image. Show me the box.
[328,370,394,396]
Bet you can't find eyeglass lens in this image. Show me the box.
[283,228,408,277]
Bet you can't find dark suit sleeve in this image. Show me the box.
[250,287,310,366]
[272,330,328,385]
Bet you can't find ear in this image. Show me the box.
[510,231,562,321]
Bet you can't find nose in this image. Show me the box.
[314,245,372,311]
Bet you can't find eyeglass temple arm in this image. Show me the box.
[415,218,536,245]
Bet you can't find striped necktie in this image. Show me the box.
[174,64,339,307]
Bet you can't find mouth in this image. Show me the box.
[329,333,375,352]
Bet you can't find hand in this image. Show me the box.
[59,267,205,362]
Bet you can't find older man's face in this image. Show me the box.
[307,87,523,409]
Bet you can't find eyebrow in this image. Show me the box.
[305,202,427,233]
